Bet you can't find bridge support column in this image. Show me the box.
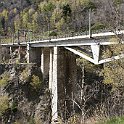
[49,48,53,90]
[50,47,77,122]
[27,44,30,63]
[91,45,100,64]
[9,47,12,56]
[52,47,58,123]
[41,48,50,80]
[41,48,44,78]
[64,51,77,118]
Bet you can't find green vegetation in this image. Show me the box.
[101,43,124,86]
[62,4,72,21]
[31,75,42,90]
[0,0,123,43]
[91,22,106,31]
[103,59,124,87]
[0,95,9,116]
[0,72,10,87]
[67,114,80,124]
[97,116,124,124]
[114,0,123,5]
[20,67,30,82]
[49,30,57,36]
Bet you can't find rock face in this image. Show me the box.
[0,64,51,124]
[34,92,51,124]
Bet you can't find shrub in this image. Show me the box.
[20,67,31,82]
[67,114,80,124]
[28,117,36,124]
[0,72,10,87]
[0,95,9,116]
[31,75,42,90]
[97,116,124,124]
[91,22,106,31]
[49,31,57,36]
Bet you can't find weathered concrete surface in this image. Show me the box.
[27,45,41,65]
[52,47,58,122]
[64,50,77,118]
[49,48,53,90]
[50,47,77,122]
[41,48,50,80]
[58,48,77,119]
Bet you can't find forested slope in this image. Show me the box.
[0,0,124,36]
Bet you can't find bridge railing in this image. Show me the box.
[30,28,123,41]
[0,27,124,45]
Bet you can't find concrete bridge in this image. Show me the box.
[1,29,124,123]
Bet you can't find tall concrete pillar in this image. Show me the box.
[52,46,58,122]
[41,48,44,78]
[49,48,53,90]
[27,43,30,63]
[57,48,67,120]
[64,51,77,118]
[50,47,77,122]
[9,47,12,55]
[68,52,77,115]
[50,47,65,122]
[41,48,50,80]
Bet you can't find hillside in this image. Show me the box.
[0,0,124,37]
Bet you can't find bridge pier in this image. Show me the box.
[52,47,58,122]
[9,46,12,56]
[65,51,77,117]
[49,47,77,122]
[41,48,50,80]
[49,48,53,90]
[27,44,31,63]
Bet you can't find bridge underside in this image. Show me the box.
[27,46,78,122]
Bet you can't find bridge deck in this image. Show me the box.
[1,30,124,47]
